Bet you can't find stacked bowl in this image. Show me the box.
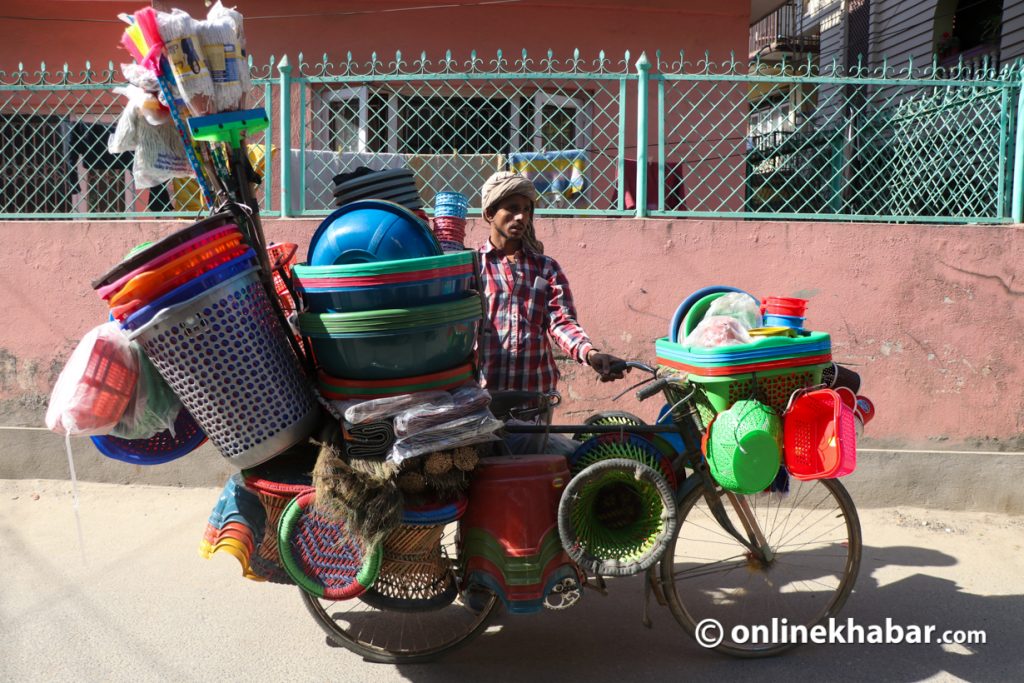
[431,191,469,252]
[297,200,483,395]
[92,213,320,470]
[332,168,423,212]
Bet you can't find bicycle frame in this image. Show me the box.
[500,366,768,561]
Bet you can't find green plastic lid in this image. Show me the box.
[298,294,482,334]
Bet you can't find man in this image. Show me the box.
[477,171,627,454]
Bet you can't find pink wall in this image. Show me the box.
[1,1,748,70]
[4,217,1022,452]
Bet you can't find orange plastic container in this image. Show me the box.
[108,233,245,309]
[783,388,856,480]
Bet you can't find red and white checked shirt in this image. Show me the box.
[477,240,594,393]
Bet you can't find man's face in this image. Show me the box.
[487,193,533,242]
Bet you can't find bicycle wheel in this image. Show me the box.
[301,521,500,663]
[660,477,861,657]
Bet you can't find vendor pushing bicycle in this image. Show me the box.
[476,171,628,454]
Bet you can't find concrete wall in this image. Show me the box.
[2,216,1022,513]
[0,1,749,69]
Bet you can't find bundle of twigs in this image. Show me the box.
[396,445,480,503]
[312,420,403,545]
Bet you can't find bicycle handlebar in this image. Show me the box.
[636,377,669,401]
[607,360,657,375]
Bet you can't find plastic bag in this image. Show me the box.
[109,85,191,189]
[109,344,182,440]
[684,315,753,348]
[46,323,139,436]
[393,385,491,437]
[706,292,762,331]
[389,409,503,464]
[344,391,452,425]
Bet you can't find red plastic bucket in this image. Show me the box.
[761,296,807,317]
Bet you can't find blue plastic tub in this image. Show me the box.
[306,316,479,379]
[300,272,475,313]
[308,200,441,266]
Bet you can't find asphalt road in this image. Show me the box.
[1,479,1021,683]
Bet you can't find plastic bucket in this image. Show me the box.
[762,296,807,317]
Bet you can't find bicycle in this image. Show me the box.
[301,360,862,662]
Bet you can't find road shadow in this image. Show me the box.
[305,543,1024,682]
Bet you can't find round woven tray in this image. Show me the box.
[277,488,382,600]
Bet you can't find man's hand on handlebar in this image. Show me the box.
[586,351,630,382]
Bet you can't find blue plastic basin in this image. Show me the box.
[307,316,480,379]
[308,199,441,266]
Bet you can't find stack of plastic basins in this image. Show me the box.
[295,201,483,401]
[656,288,832,431]
[459,455,580,614]
[431,191,469,252]
[91,213,320,470]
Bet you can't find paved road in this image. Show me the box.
[1,479,1021,683]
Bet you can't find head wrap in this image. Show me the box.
[480,172,544,254]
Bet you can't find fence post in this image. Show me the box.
[278,55,293,218]
[1012,69,1024,223]
[635,53,650,219]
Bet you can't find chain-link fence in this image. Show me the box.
[1,52,1022,222]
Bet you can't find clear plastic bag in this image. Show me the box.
[109,85,191,189]
[705,292,762,330]
[109,345,182,440]
[684,315,753,348]
[46,323,139,436]
[389,409,503,464]
[393,385,491,437]
[343,391,452,425]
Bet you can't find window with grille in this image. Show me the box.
[317,87,590,156]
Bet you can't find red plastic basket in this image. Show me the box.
[75,334,139,429]
[783,389,856,480]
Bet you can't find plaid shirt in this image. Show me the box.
[477,240,594,393]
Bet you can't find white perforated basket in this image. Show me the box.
[128,269,319,468]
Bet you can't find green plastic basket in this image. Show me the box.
[705,399,782,494]
[663,362,829,428]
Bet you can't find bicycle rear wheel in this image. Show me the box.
[660,477,861,657]
[301,522,500,663]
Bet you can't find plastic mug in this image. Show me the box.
[855,395,875,424]
[834,386,857,410]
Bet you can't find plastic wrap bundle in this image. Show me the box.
[343,391,452,425]
[343,420,397,459]
[389,409,503,464]
[108,343,181,440]
[393,386,491,436]
[199,1,250,112]
[156,9,214,116]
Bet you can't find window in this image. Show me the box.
[316,87,591,156]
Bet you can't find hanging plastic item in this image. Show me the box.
[46,323,139,436]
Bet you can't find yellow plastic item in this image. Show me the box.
[748,326,798,338]
[173,144,273,212]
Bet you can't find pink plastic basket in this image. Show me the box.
[783,389,856,480]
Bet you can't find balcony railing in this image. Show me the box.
[749,1,821,59]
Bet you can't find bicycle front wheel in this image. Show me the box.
[301,522,500,663]
[660,477,861,658]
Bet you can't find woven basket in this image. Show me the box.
[359,523,457,612]
[243,473,311,583]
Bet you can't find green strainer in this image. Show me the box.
[705,399,782,494]
[557,458,677,577]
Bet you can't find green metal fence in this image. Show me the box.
[1,51,1022,223]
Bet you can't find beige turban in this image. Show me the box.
[480,172,544,253]
[481,172,539,213]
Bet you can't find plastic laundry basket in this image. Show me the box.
[127,268,320,469]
